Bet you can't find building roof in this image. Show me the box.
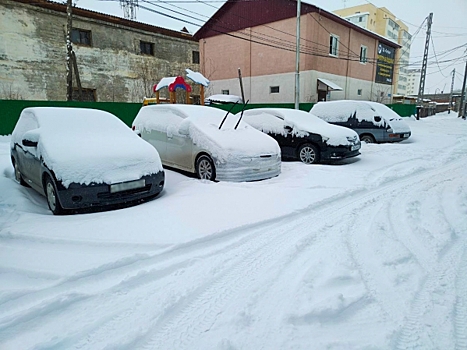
[193,0,399,48]
[10,0,196,41]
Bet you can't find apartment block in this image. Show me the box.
[334,3,412,97]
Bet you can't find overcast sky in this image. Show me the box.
[75,0,467,92]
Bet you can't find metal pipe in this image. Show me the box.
[294,0,301,109]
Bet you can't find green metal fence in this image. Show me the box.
[386,104,417,118]
[210,102,416,117]
[0,100,416,135]
[0,100,142,135]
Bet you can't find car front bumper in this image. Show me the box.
[215,155,281,182]
[56,172,165,210]
[386,131,411,142]
[321,144,361,161]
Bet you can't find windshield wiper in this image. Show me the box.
[234,100,250,130]
[218,101,239,130]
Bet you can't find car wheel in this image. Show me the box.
[298,144,320,164]
[13,159,29,187]
[360,134,375,144]
[196,155,216,181]
[44,175,64,215]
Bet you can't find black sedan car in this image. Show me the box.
[10,107,165,215]
[241,108,361,164]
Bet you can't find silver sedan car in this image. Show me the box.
[132,105,281,182]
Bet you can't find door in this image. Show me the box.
[165,127,193,171]
[142,128,167,162]
[19,140,42,191]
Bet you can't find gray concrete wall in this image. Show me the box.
[0,0,200,102]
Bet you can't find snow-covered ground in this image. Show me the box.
[1,111,466,349]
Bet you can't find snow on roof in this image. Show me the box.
[343,11,370,18]
[185,69,210,87]
[318,78,343,91]
[11,107,163,187]
[155,77,177,91]
[242,108,358,146]
[205,94,243,104]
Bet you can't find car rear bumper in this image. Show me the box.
[56,172,165,210]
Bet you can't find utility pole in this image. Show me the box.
[416,13,433,120]
[448,68,455,114]
[294,0,301,110]
[66,0,73,101]
[120,0,138,20]
[458,60,467,119]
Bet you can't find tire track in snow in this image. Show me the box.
[132,159,467,350]
[454,245,467,350]
[1,158,465,349]
[392,174,467,349]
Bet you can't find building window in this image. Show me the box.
[360,45,367,63]
[270,86,280,94]
[140,41,154,55]
[192,50,200,64]
[357,89,362,96]
[221,89,229,95]
[71,29,92,46]
[72,88,96,102]
[329,35,339,56]
[359,16,363,22]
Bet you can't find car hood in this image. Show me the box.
[180,115,281,163]
[39,131,163,188]
[386,118,411,133]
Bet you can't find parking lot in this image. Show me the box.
[1,112,467,349]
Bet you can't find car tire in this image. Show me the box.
[13,159,29,187]
[44,175,64,215]
[196,155,216,181]
[298,143,320,164]
[360,134,375,143]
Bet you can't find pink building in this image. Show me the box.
[194,0,400,104]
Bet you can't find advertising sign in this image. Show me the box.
[375,42,395,85]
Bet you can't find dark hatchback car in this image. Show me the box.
[11,107,165,215]
[241,108,361,164]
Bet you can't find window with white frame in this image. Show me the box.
[329,34,339,56]
[360,45,367,63]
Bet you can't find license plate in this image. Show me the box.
[110,179,145,193]
[351,144,360,151]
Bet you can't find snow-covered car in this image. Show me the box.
[241,108,361,164]
[310,100,411,143]
[204,94,243,105]
[132,104,281,182]
[10,107,165,215]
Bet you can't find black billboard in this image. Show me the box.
[375,42,395,85]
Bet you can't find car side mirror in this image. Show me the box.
[178,121,190,136]
[22,139,38,147]
[284,125,293,133]
[374,116,382,122]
